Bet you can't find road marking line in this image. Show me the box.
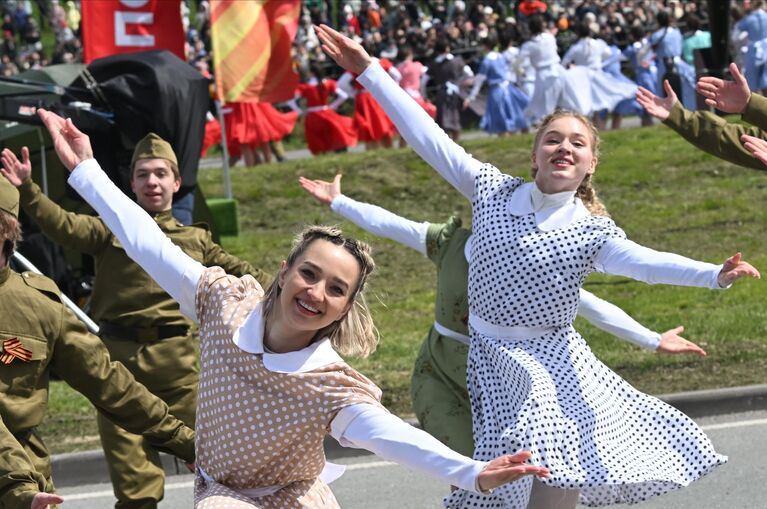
[701,418,767,431]
[61,418,767,500]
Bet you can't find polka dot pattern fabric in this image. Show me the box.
[445,166,726,508]
[193,268,383,508]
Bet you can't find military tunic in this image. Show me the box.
[663,95,767,171]
[411,217,474,457]
[17,178,268,508]
[0,265,195,502]
[0,413,46,509]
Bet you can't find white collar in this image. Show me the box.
[307,77,318,85]
[507,182,590,231]
[434,53,454,63]
[232,302,344,373]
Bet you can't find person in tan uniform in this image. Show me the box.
[0,174,195,509]
[0,135,269,509]
[0,414,64,509]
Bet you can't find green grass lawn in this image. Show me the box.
[39,122,767,453]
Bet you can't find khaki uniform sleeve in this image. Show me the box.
[663,101,767,171]
[0,415,45,509]
[202,232,272,287]
[742,93,767,134]
[48,302,195,463]
[18,178,111,254]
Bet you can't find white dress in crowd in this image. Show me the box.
[515,32,585,123]
[561,37,637,115]
[357,61,727,508]
[504,45,536,99]
[68,160,520,507]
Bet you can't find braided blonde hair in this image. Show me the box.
[261,225,379,358]
[531,110,610,217]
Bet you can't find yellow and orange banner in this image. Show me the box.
[211,0,300,103]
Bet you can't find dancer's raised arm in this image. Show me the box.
[37,109,203,319]
[595,238,759,289]
[316,24,481,199]
[299,174,429,254]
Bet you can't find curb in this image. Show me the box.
[51,384,767,489]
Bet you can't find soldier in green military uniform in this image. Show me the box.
[637,63,767,170]
[0,413,64,509]
[0,174,195,509]
[0,135,269,509]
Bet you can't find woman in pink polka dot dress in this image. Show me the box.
[38,109,551,508]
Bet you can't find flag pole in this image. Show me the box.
[215,100,233,199]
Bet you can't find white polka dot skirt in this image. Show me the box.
[443,329,726,508]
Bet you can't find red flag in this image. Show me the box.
[82,0,185,63]
[210,0,300,103]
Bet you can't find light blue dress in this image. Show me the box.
[602,44,642,115]
[650,26,697,110]
[735,9,767,90]
[475,52,529,133]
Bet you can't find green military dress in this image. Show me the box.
[0,265,195,507]
[18,179,268,509]
[410,216,474,457]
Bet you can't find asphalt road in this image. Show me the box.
[57,409,767,509]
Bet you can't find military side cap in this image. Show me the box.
[0,175,19,218]
[131,133,178,167]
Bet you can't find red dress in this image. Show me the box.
[295,79,357,154]
[223,102,298,155]
[350,58,397,142]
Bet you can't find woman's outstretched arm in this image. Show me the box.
[316,24,482,199]
[299,174,429,254]
[37,108,204,319]
[330,404,549,494]
[577,289,707,355]
[595,238,760,289]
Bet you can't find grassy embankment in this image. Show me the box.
[41,122,767,453]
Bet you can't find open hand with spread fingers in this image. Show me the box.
[696,62,751,113]
[657,326,707,357]
[717,252,760,288]
[636,80,678,120]
[37,108,93,171]
[0,146,31,186]
[314,24,372,75]
[477,451,550,493]
[298,174,342,206]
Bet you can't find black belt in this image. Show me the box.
[98,322,190,343]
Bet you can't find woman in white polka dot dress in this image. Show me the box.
[315,25,761,509]
[37,110,551,508]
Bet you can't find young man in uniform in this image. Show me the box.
[0,134,269,509]
[0,174,195,508]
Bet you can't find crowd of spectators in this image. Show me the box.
[291,1,712,80]
[0,1,718,94]
[0,0,81,77]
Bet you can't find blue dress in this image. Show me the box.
[477,52,529,133]
[650,27,697,110]
[735,9,767,90]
